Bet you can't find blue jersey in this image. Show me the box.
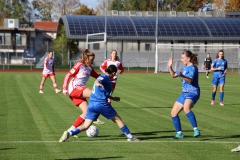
[212,59,228,78]
[90,74,113,102]
[176,64,200,95]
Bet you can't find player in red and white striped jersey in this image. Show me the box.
[39,51,61,94]
[61,49,104,135]
[100,50,124,95]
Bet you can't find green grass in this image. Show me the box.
[0,72,240,160]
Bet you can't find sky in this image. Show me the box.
[81,0,99,9]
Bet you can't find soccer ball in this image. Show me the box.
[86,125,99,137]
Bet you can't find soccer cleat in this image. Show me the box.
[59,131,70,142]
[211,100,215,105]
[55,89,61,93]
[172,133,184,139]
[231,145,240,152]
[39,90,44,94]
[93,119,105,125]
[127,137,140,141]
[219,102,224,106]
[194,129,201,137]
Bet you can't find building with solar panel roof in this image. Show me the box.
[58,11,240,71]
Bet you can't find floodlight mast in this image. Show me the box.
[104,7,107,60]
[154,0,159,73]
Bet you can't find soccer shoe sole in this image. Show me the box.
[59,131,69,142]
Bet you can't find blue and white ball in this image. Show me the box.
[86,125,99,137]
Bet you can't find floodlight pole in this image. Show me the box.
[104,7,107,60]
[154,0,159,73]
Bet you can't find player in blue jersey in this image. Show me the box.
[59,65,140,142]
[168,50,200,139]
[210,50,227,106]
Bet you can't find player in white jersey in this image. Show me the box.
[39,51,61,94]
[60,49,104,138]
[99,50,124,106]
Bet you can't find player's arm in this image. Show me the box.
[52,62,55,74]
[118,62,124,74]
[62,63,80,94]
[100,61,107,73]
[44,57,50,72]
[178,72,193,83]
[210,60,221,71]
[168,57,178,78]
[109,95,120,102]
[224,61,228,74]
[90,67,100,79]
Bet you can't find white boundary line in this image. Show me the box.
[0,140,239,144]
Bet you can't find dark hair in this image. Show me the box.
[105,65,117,74]
[182,50,198,66]
[216,50,224,59]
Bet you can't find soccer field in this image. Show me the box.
[0,72,239,160]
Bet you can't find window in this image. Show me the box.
[21,34,26,45]
[5,33,11,45]
[0,33,4,45]
[16,33,21,46]
[145,43,151,51]
[93,43,100,50]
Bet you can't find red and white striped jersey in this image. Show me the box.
[42,57,54,74]
[100,59,124,83]
[62,62,99,94]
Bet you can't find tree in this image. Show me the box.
[225,0,240,12]
[110,0,214,12]
[72,5,94,15]
[32,0,53,21]
[96,0,113,10]
[52,0,81,21]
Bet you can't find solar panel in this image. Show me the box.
[63,15,240,38]
[131,17,209,36]
[65,15,137,36]
[203,18,240,36]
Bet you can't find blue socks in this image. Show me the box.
[120,125,131,135]
[186,111,197,128]
[69,128,80,136]
[220,92,224,102]
[172,116,181,132]
[212,92,216,100]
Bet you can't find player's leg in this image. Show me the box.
[183,94,200,137]
[59,119,93,142]
[211,78,218,105]
[219,84,225,106]
[39,76,47,93]
[50,75,61,93]
[111,114,140,141]
[171,94,184,139]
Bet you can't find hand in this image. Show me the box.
[179,71,183,77]
[218,66,222,70]
[112,97,120,102]
[63,91,68,96]
[168,57,173,67]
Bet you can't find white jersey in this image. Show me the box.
[62,62,99,94]
[42,57,54,74]
[100,59,124,83]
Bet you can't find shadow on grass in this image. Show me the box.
[56,156,123,160]
[118,106,172,109]
[0,148,16,151]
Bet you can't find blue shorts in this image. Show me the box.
[212,76,225,86]
[86,101,117,121]
[176,93,200,105]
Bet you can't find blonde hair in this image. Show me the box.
[77,49,95,67]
